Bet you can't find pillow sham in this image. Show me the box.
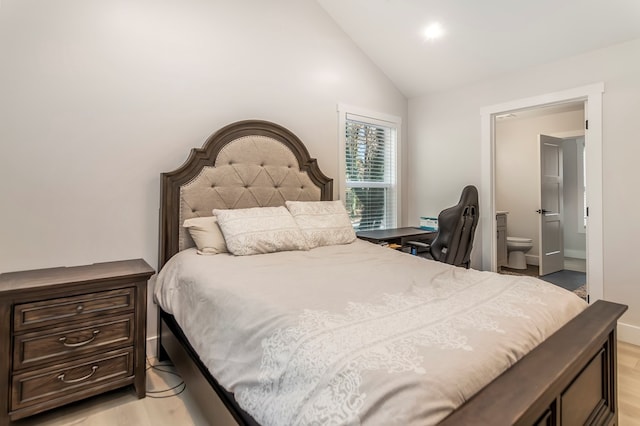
[183,216,228,255]
[213,206,308,256]
[285,200,356,249]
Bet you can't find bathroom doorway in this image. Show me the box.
[481,83,604,302]
[494,102,587,295]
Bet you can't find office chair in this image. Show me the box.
[408,185,479,268]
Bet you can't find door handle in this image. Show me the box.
[58,365,99,384]
[59,330,100,347]
[536,209,549,214]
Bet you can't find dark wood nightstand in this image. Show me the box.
[356,227,436,253]
[0,259,154,426]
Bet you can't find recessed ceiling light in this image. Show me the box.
[423,22,444,41]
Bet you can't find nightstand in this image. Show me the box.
[0,259,154,426]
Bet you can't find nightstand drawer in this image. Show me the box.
[14,288,135,331]
[14,314,135,370]
[11,348,134,411]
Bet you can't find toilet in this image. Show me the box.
[506,237,533,269]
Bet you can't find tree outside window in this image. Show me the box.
[342,111,399,231]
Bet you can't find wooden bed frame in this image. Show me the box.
[157,119,627,425]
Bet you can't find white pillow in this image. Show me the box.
[183,216,228,255]
[213,206,308,256]
[285,200,356,248]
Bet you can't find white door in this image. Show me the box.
[539,134,564,276]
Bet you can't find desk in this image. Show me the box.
[356,227,435,249]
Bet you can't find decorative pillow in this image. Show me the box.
[285,200,356,249]
[183,216,228,255]
[213,206,308,256]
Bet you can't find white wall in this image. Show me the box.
[408,38,640,340]
[563,137,587,259]
[0,0,407,340]
[494,110,584,262]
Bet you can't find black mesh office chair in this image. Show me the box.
[408,185,479,269]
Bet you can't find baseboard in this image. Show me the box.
[147,335,158,359]
[618,321,640,346]
[564,249,586,259]
[524,253,587,267]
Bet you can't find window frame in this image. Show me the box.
[337,104,402,230]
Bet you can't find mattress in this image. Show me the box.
[154,239,587,425]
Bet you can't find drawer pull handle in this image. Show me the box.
[76,305,84,313]
[59,330,100,347]
[57,365,99,384]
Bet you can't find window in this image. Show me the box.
[338,106,401,231]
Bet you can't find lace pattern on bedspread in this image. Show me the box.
[237,274,563,425]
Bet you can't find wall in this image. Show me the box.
[494,109,584,263]
[408,38,640,342]
[563,137,587,259]
[0,0,408,342]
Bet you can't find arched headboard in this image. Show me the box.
[159,120,333,269]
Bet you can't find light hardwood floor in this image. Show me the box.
[619,341,640,426]
[11,343,640,425]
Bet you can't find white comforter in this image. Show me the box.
[154,240,586,425]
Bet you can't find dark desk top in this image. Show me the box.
[356,227,434,241]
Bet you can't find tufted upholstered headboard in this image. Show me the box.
[159,120,333,269]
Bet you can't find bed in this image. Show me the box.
[155,119,627,425]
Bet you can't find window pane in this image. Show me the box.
[346,187,393,231]
[345,121,392,183]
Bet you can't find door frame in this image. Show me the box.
[480,83,604,303]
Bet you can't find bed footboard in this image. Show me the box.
[439,300,627,426]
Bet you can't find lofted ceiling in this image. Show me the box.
[317,0,640,98]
